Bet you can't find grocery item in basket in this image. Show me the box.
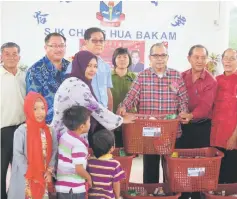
[156,187,166,196]
[119,148,127,157]
[149,117,157,120]
[194,156,205,158]
[178,155,205,159]
[228,194,237,197]
[171,152,179,158]
[165,114,177,120]
[127,190,137,196]
[127,189,148,196]
[221,190,226,196]
[210,190,226,196]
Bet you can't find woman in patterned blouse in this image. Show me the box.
[52,50,135,145]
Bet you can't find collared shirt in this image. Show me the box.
[92,57,113,108]
[26,56,69,124]
[182,69,217,120]
[120,67,189,137]
[87,154,125,199]
[0,66,26,128]
[211,72,237,148]
[111,70,136,113]
[56,131,88,193]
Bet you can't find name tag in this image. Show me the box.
[187,168,205,176]
[143,127,161,137]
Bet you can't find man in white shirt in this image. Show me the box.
[0,42,26,199]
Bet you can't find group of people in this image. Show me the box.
[1,26,237,199]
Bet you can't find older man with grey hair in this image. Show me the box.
[0,42,26,199]
[117,42,189,183]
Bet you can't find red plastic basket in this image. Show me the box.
[164,147,224,192]
[88,148,133,192]
[123,183,181,199]
[122,114,179,155]
[203,184,237,199]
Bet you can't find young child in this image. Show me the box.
[8,91,57,199]
[87,129,125,199]
[56,105,92,199]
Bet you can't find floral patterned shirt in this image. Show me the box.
[51,77,123,140]
[26,56,70,124]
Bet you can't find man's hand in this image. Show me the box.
[226,134,237,150]
[179,112,193,124]
[117,106,126,116]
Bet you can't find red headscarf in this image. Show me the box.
[24,91,53,199]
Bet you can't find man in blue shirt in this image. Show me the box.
[26,33,70,124]
[84,27,113,110]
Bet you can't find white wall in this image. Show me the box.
[0,1,231,73]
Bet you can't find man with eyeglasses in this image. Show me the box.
[117,42,189,184]
[0,42,26,199]
[26,32,70,124]
[211,48,237,184]
[177,45,217,199]
[84,27,113,111]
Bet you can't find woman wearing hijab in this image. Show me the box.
[51,50,135,143]
[8,91,58,199]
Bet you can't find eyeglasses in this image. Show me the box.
[223,57,237,62]
[47,44,66,49]
[150,54,168,59]
[90,39,105,44]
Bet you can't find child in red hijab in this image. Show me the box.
[8,91,58,199]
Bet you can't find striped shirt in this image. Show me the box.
[56,131,88,193]
[87,154,125,199]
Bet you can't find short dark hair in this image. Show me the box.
[222,48,237,59]
[84,27,106,41]
[44,32,66,44]
[188,44,209,57]
[62,105,92,131]
[91,129,115,158]
[1,42,20,53]
[131,50,140,56]
[112,47,132,68]
[149,43,168,55]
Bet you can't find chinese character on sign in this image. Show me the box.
[151,1,158,6]
[171,15,186,27]
[34,11,49,25]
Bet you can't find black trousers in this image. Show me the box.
[177,119,211,199]
[114,127,123,148]
[1,125,20,199]
[178,119,211,149]
[57,190,85,199]
[216,147,237,184]
[143,154,161,183]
